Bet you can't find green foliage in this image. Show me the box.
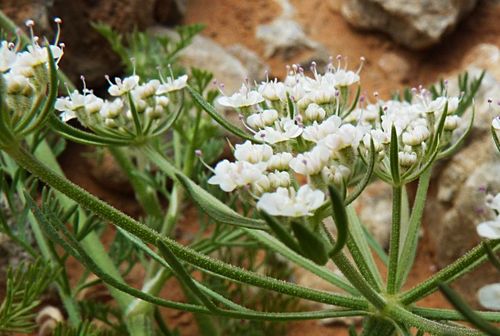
[0,259,58,334]
[52,320,118,336]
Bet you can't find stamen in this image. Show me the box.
[130,57,136,76]
[53,17,62,45]
[357,56,366,74]
[195,150,216,173]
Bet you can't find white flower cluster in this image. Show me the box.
[1,19,63,117]
[55,73,188,138]
[208,60,467,218]
[476,193,500,311]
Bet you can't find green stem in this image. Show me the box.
[5,142,367,310]
[109,146,163,220]
[387,185,402,294]
[412,307,500,323]
[396,168,432,290]
[401,241,500,304]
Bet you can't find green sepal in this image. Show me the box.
[389,125,400,186]
[175,172,267,230]
[328,186,348,257]
[187,85,261,143]
[260,211,301,253]
[291,221,329,265]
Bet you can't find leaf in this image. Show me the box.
[345,138,375,205]
[389,125,400,185]
[187,85,261,143]
[260,211,301,253]
[176,172,267,230]
[328,186,349,256]
[291,221,329,265]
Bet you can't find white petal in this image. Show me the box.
[478,283,500,310]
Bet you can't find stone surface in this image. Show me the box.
[377,51,411,83]
[226,44,269,84]
[341,0,478,49]
[425,66,500,305]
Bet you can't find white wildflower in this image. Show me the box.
[444,115,462,131]
[302,115,342,143]
[107,75,140,96]
[208,160,265,192]
[258,81,286,101]
[234,140,273,164]
[402,125,430,146]
[266,152,293,171]
[257,185,325,217]
[255,117,302,144]
[492,116,500,130]
[321,164,351,185]
[289,145,330,175]
[246,109,279,129]
[218,84,264,108]
[303,103,326,122]
[157,74,188,94]
[478,284,500,310]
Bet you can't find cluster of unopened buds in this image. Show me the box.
[0,19,63,135]
[207,57,468,218]
[55,69,188,142]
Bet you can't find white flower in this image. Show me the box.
[332,69,360,87]
[252,171,290,194]
[447,96,460,114]
[487,194,500,213]
[322,164,351,185]
[478,283,500,310]
[100,99,124,119]
[0,41,17,72]
[492,116,500,130]
[108,75,140,96]
[266,152,293,171]
[258,81,286,101]
[399,151,417,167]
[363,129,390,152]
[208,160,265,192]
[302,115,342,143]
[218,84,264,108]
[134,79,160,99]
[402,125,430,146]
[289,145,330,175]
[246,109,279,129]
[4,72,32,95]
[234,140,273,164]
[320,124,364,153]
[303,103,326,122]
[14,44,63,69]
[255,117,302,144]
[476,219,500,239]
[257,185,325,217]
[55,91,103,122]
[157,74,188,94]
[444,115,461,131]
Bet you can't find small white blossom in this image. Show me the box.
[100,99,124,119]
[107,75,140,96]
[246,109,279,129]
[266,152,293,171]
[157,74,188,94]
[321,164,351,185]
[208,160,265,192]
[255,118,302,144]
[234,141,273,164]
[332,69,360,87]
[0,41,17,72]
[402,125,430,146]
[302,115,342,143]
[289,145,330,175]
[492,116,500,130]
[218,85,264,108]
[444,115,461,131]
[258,81,286,101]
[399,151,417,167]
[303,103,326,122]
[257,185,325,217]
[478,284,500,310]
[363,129,390,152]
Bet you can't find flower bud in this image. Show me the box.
[444,115,461,131]
[304,103,326,122]
[398,151,417,167]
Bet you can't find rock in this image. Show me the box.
[226,44,269,84]
[341,0,478,49]
[377,51,411,83]
[1,0,51,32]
[463,43,500,81]
[154,0,187,25]
[353,180,392,249]
[327,0,344,13]
[256,18,319,59]
[425,67,500,306]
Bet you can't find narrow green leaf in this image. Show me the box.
[328,186,349,256]
[260,211,301,253]
[291,221,329,265]
[492,126,500,153]
[345,139,375,205]
[484,241,500,271]
[439,283,500,336]
[389,125,400,185]
[156,239,219,312]
[187,85,261,143]
[437,106,475,159]
[176,173,267,230]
